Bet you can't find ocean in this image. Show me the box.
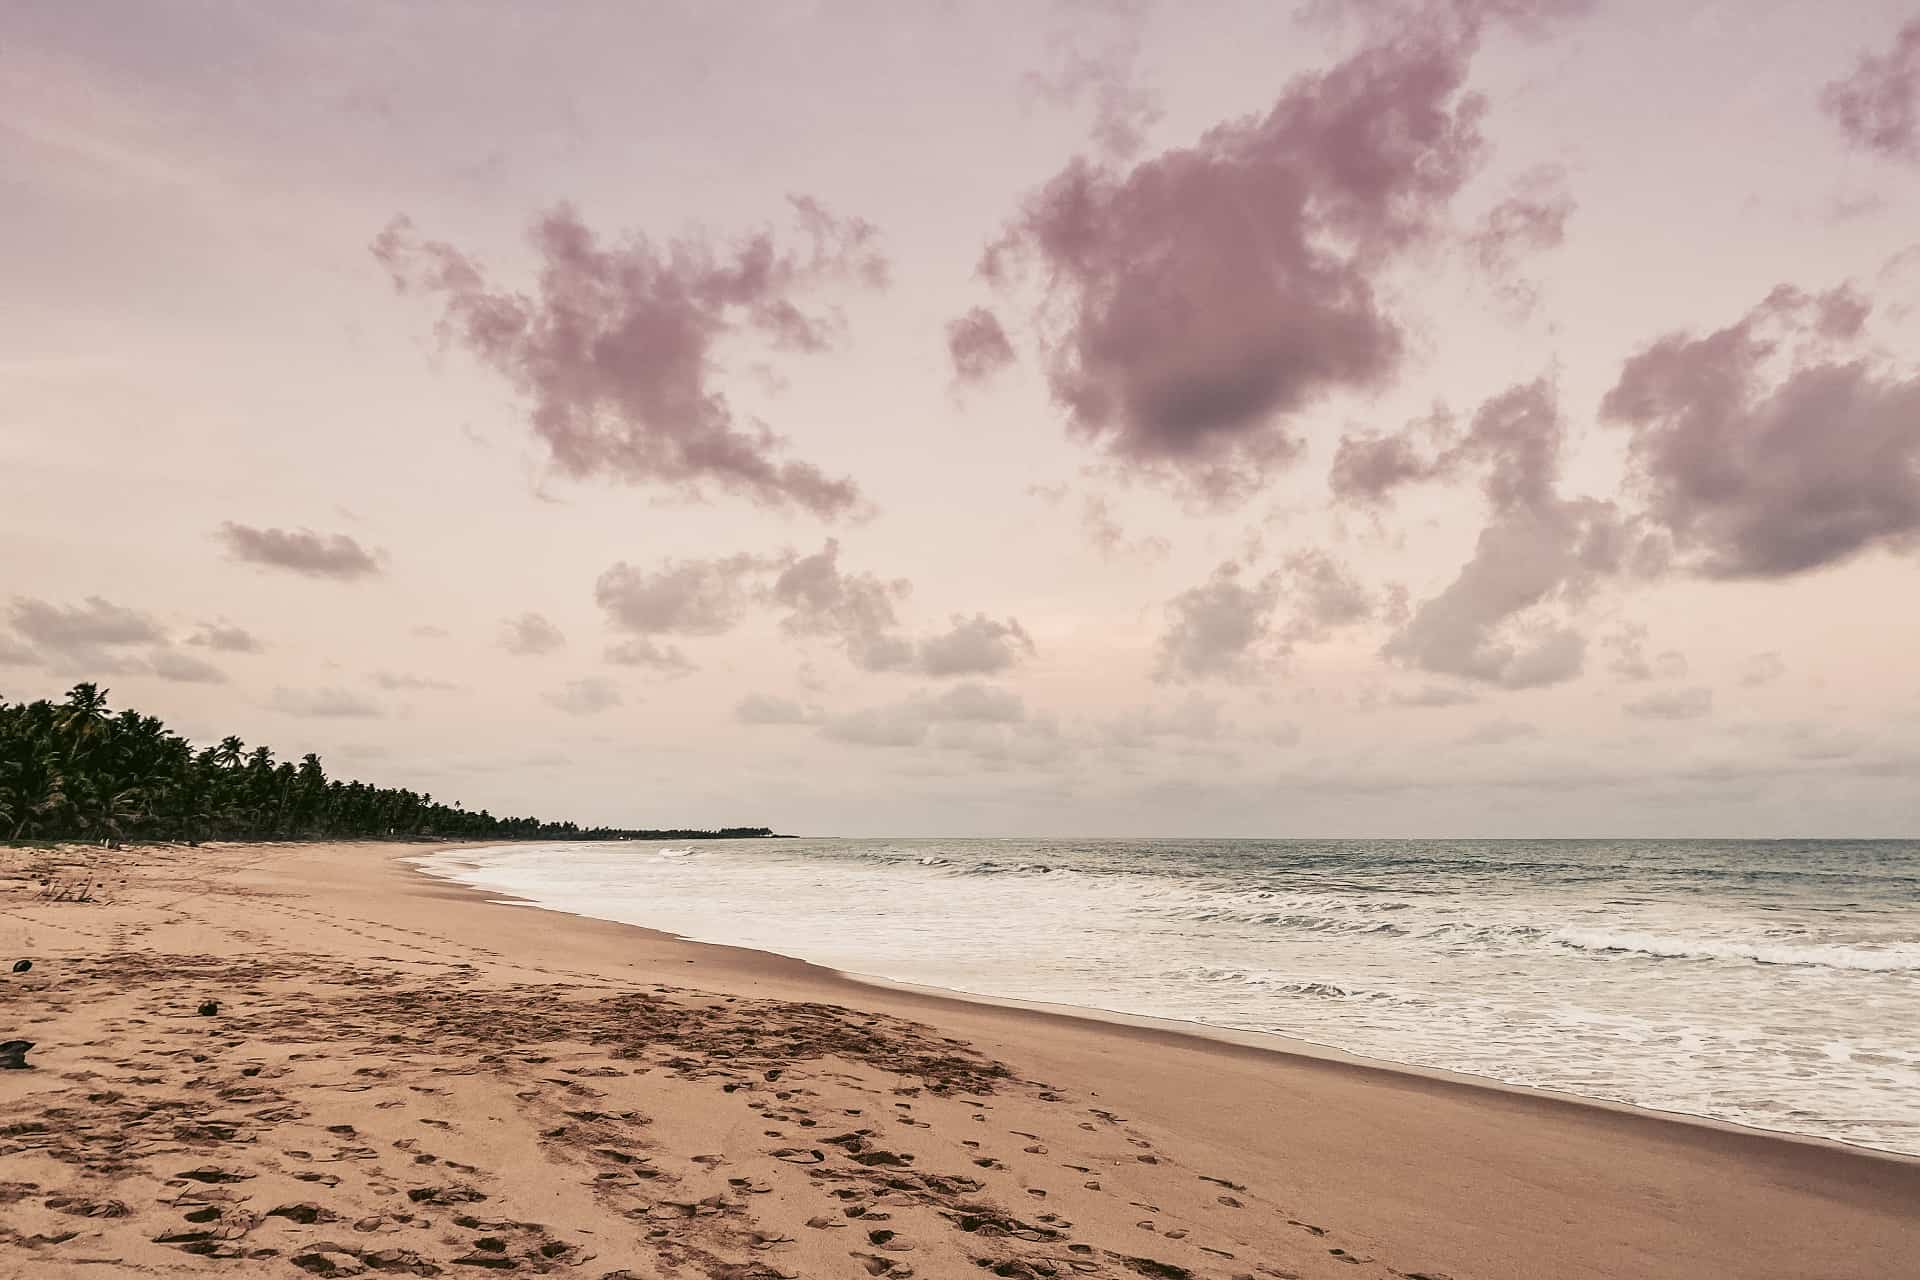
[417,837,1920,1157]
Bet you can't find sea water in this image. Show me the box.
[418,837,1920,1156]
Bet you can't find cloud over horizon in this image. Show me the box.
[217,524,384,580]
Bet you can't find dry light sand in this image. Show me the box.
[1,840,1916,1280]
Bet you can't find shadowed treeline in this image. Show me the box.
[0,683,772,844]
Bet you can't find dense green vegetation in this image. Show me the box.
[0,683,772,844]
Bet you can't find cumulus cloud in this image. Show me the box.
[2,596,252,683]
[373,198,886,517]
[1600,283,1920,577]
[500,612,567,655]
[769,539,914,670]
[9,596,166,653]
[1155,549,1375,683]
[217,523,382,579]
[597,556,767,637]
[981,4,1579,502]
[187,622,265,653]
[150,651,226,684]
[947,306,1017,385]
[1821,19,1920,163]
[543,677,623,716]
[272,687,383,718]
[918,614,1036,676]
[1624,686,1713,721]
[1278,549,1374,644]
[605,638,697,676]
[1381,380,1660,689]
[1153,561,1283,682]
[735,693,815,725]
[769,541,1035,677]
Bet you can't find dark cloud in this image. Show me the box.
[597,556,767,638]
[187,623,265,653]
[1821,19,1920,163]
[271,687,383,718]
[946,306,1017,385]
[373,198,886,518]
[918,615,1036,677]
[543,677,623,716]
[735,693,815,725]
[606,638,698,676]
[217,523,382,579]
[150,651,226,684]
[1153,561,1283,682]
[1601,284,1920,577]
[1624,686,1713,721]
[500,612,567,655]
[982,5,1577,502]
[372,671,462,692]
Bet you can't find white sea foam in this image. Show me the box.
[419,836,1920,1156]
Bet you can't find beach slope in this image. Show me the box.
[2,840,1915,1280]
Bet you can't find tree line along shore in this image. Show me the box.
[1,683,773,845]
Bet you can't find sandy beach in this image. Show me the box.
[2,841,1916,1280]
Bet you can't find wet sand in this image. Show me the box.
[2,839,1915,1280]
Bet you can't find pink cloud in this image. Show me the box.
[1601,284,1920,578]
[981,9,1542,503]
[373,198,887,518]
[1821,19,1920,163]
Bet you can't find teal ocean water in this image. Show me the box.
[421,838,1920,1156]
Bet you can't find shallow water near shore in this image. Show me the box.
[419,837,1920,1156]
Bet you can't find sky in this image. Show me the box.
[4,0,1920,838]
